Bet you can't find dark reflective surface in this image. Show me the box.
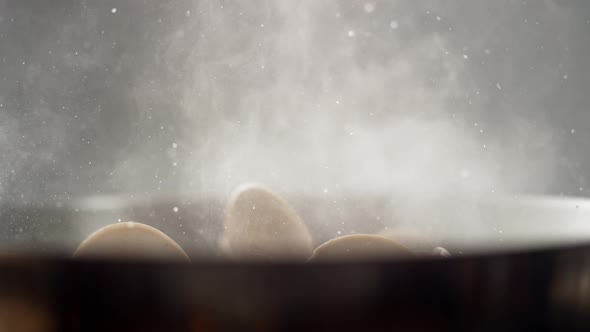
[3,245,590,331]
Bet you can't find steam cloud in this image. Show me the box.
[170,1,559,199]
[0,1,585,245]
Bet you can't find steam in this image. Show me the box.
[0,1,580,248]
[169,1,556,199]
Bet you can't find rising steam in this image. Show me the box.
[0,1,579,248]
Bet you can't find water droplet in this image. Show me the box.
[463,54,469,59]
[337,230,342,235]
[117,218,121,222]
[460,169,471,179]
[579,187,584,192]
[172,142,178,149]
[496,83,502,90]
[347,30,356,37]
[436,15,441,21]
[111,8,117,14]
[252,205,256,210]
[390,20,399,29]
[173,206,179,213]
[363,3,375,13]
[563,74,568,80]
[571,129,576,134]
[323,188,329,194]
[185,10,191,17]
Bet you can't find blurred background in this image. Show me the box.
[1,1,590,251]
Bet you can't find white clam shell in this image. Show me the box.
[310,234,412,262]
[74,221,189,261]
[221,183,313,261]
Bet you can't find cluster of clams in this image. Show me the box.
[75,183,450,262]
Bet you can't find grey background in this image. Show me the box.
[1,0,590,205]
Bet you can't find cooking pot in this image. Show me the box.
[2,194,590,331]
